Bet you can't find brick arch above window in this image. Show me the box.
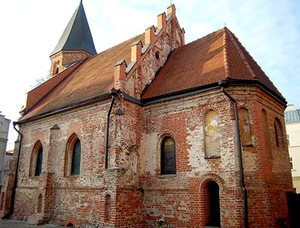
[198,174,225,193]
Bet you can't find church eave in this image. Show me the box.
[17,92,111,125]
[140,79,287,106]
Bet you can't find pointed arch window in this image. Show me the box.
[35,146,43,176]
[65,134,81,176]
[30,141,43,177]
[71,139,81,176]
[274,117,284,148]
[161,136,176,175]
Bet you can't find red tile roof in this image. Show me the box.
[21,33,144,121]
[20,27,285,122]
[141,27,284,101]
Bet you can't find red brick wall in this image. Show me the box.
[140,86,292,227]
[1,84,292,227]
[1,85,292,227]
[1,3,292,227]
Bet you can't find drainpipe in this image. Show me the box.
[105,89,118,169]
[219,80,248,228]
[2,122,23,219]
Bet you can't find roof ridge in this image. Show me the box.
[225,28,257,79]
[223,27,231,79]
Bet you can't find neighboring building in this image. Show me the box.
[0,2,293,227]
[285,104,300,193]
[0,113,10,189]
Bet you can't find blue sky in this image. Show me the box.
[0,0,299,149]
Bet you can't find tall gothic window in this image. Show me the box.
[35,146,43,176]
[65,134,81,176]
[71,139,81,176]
[30,141,43,177]
[161,137,176,175]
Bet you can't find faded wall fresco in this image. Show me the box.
[204,110,220,158]
[238,108,252,146]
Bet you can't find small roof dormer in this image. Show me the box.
[49,0,97,77]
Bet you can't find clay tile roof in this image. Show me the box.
[141,27,284,102]
[20,33,144,121]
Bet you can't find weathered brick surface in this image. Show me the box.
[0,5,293,228]
[50,50,92,77]
[139,87,292,227]
[1,85,293,227]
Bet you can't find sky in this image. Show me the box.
[0,0,300,150]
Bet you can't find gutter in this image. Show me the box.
[2,122,23,219]
[140,79,286,106]
[17,92,111,125]
[105,89,118,169]
[219,80,248,228]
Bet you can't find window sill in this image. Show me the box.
[30,175,41,179]
[65,175,79,178]
[159,174,177,178]
[205,155,221,159]
[242,143,254,147]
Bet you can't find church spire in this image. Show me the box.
[49,1,97,77]
[50,0,96,56]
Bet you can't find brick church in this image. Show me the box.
[0,1,293,227]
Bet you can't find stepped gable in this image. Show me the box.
[50,1,97,56]
[20,33,144,121]
[142,27,284,101]
[20,4,180,123]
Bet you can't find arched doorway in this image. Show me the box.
[206,181,220,227]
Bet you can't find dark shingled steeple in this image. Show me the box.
[50,1,97,56]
